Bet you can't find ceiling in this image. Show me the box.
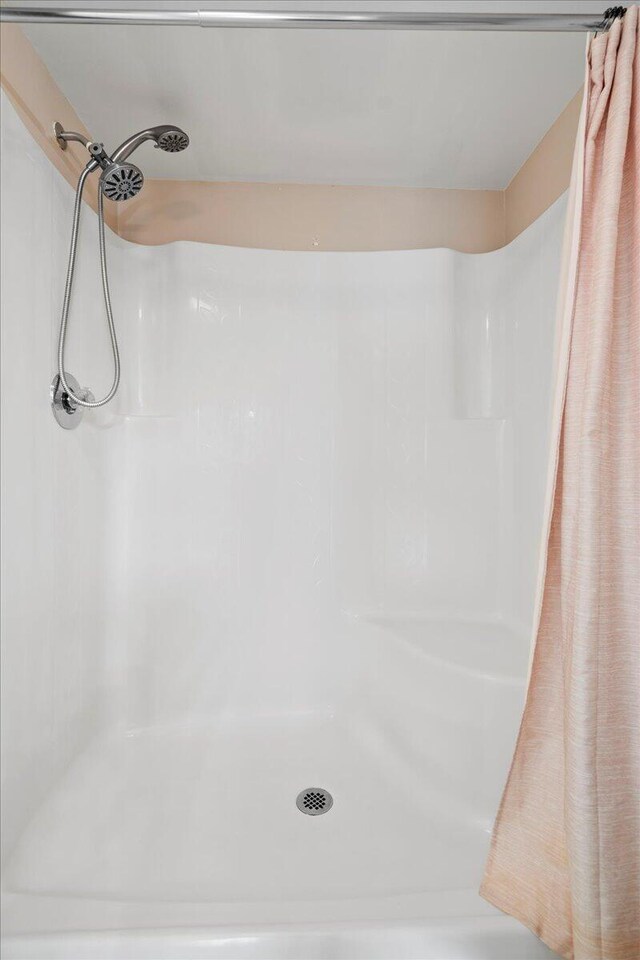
[14,0,602,189]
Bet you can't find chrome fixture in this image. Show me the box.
[110,126,190,162]
[99,162,144,202]
[0,6,626,32]
[51,372,92,430]
[51,123,189,427]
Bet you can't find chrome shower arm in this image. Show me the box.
[54,124,138,176]
[53,122,91,151]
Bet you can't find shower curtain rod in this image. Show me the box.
[0,6,626,32]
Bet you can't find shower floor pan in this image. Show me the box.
[2,621,559,959]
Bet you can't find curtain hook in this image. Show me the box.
[596,6,627,37]
[595,8,610,37]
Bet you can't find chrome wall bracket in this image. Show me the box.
[53,121,68,151]
[51,373,93,429]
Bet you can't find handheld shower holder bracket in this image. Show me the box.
[88,142,112,168]
[51,373,93,430]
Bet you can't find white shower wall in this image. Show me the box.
[106,205,562,727]
[1,91,117,864]
[1,91,564,957]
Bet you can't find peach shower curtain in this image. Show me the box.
[481,8,639,960]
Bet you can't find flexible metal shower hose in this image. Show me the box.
[57,163,120,408]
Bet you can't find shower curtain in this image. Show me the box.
[481,8,639,960]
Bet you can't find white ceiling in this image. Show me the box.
[16,0,602,189]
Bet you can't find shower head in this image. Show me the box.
[58,124,189,203]
[156,128,190,153]
[111,125,190,163]
[99,162,144,201]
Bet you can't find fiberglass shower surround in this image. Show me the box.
[1,85,565,958]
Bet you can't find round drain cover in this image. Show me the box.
[296,787,333,816]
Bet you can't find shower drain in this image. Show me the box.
[296,787,333,816]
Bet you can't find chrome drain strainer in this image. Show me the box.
[296,787,333,816]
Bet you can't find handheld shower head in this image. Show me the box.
[99,162,144,201]
[84,141,144,202]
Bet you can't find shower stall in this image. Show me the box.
[0,81,565,958]
[0,6,601,959]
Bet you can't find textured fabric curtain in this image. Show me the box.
[481,9,640,960]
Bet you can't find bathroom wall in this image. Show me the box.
[0,90,122,862]
[1,24,579,252]
[505,87,581,243]
[0,24,118,231]
[450,208,568,632]
[117,89,581,251]
[104,201,565,729]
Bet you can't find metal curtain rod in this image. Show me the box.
[0,6,626,32]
